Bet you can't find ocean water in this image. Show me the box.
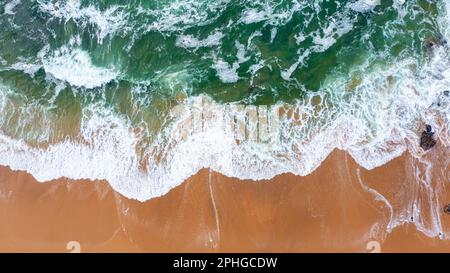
[0,0,448,214]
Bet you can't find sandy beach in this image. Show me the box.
[0,148,448,253]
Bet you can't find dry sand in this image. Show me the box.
[0,148,448,252]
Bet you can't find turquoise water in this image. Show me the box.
[0,0,448,202]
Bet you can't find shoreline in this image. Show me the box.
[0,149,449,252]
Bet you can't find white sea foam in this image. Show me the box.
[240,8,270,25]
[212,41,250,83]
[37,0,126,42]
[281,49,310,80]
[347,0,381,13]
[144,0,231,32]
[4,0,21,15]
[439,0,450,42]
[312,15,355,52]
[239,0,304,26]
[211,59,240,83]
[41,39,117,89]
[10,62,41,76]
[281,4,356,80]
[176,31,224,50]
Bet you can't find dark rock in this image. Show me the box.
[444,204,450,215]
[425,36,447,51]
[420,124,436,150]
[426,39,435,49]
[444,90,449,97]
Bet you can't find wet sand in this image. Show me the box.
[0,148,448,252]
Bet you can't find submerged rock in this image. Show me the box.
[425,38,437,49]
[420,125,437,151]
[425,36,447,50]
[444,204,450,215]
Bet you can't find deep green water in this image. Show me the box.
[0,0,441,102]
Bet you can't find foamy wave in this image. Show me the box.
[176,31,224,50]
[40,37,118,88]
[311,15,355,52]
[238,0,303,26]
[10,62,41,76]
[37,0,126,42]
[280,3,357,80]
[143,0,231,32]
[4,0,21,15]
[0,40,449,201]
[347,0,381,13]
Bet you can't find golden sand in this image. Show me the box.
[0,149,448,252]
